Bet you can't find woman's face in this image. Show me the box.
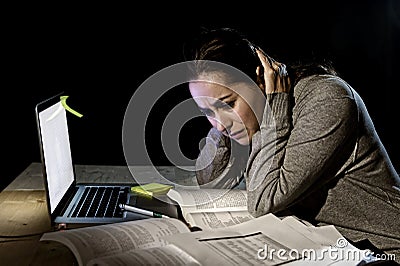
[189,80,265,145]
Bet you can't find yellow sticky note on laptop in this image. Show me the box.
[131,183,173,198]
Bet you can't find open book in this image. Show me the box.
[40,212,371,266]
[40,217,196,266]
[166,188,255,230]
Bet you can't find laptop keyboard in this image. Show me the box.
[70,186,129,218]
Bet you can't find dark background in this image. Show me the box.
[2,1,399,191]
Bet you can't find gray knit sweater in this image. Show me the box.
[195,74,400,259]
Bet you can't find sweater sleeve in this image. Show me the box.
[195,127,248,188]
[247,76,358,217]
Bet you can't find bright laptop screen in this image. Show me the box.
[38,101,74,213]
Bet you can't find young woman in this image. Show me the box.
[184,27,400,259]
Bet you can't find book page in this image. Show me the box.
[164,214,366,265]
[163,214,318,265]
[167,188,248,215]
[87,244,201,266]
[281,216,343,246]
[40,218,190,266]
[185,211,254,230]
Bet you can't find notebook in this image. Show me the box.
[35,92,146,227]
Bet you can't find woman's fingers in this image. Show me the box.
[255,49,290,94]
[272,61,288,77]
[256,49,273,73]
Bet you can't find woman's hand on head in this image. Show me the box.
[256,49,291,94]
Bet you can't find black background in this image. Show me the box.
[2,1,399,191]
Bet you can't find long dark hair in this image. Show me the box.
[183,27,337,87]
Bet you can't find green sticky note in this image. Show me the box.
[131,183,173,198]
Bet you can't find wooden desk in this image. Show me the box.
[0,162,197,265]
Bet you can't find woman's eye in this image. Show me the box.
[223,101,235,109]
[201,109,214,117]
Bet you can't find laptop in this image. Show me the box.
[35,92,147,228]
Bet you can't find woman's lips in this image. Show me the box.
[230,129,245,138]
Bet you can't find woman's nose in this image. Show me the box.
[214,113,232,134]
[216,120,227,133]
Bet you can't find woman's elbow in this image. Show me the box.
[247,189,291,217]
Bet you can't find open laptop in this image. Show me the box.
[35,92,147,228]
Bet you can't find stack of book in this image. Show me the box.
[40,188,378,265]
